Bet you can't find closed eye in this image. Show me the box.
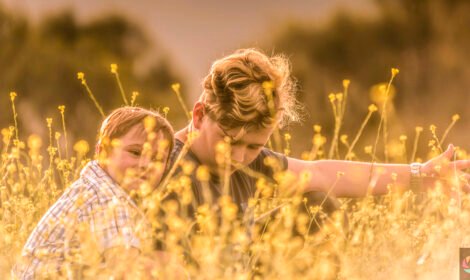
[128,149,142,157]
[248,145,263,150]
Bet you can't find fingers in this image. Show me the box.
[441,144,455,160]
[454,172,470,193]
[457,172,470,193]
[463,181,470,194]
[450,160,470,171]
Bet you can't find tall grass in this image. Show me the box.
[0,67,468,279]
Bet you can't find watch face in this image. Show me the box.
[410,163,421,176]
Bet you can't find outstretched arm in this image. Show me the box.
[287,145,470,197]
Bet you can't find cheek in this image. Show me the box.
[204,133,219,158]
[244,154,256,165]
[244,149,262,165]
[155,164,167,184]
[115,154,140,171]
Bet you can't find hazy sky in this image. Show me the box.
[1,0,374,100]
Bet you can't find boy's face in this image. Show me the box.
[196,116,274,172]
[103,123,170,191]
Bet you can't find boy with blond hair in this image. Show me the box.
[170,48,470,215]
[14,106,174,279]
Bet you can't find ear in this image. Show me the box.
[95,143,101,155]
[95,140,111,160]
[192,102,206,129]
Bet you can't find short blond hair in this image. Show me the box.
[200,48,301,131]
[97,106,174,154]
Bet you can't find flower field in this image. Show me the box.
[1,68,469,279]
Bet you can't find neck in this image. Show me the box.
[175,126,189,143]
[177,125,219,171]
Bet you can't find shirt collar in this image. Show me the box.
[80,160,136,205]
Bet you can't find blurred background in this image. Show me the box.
[0,0,469,160]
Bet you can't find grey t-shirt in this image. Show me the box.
[167,139,288,215]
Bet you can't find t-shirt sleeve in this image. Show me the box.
[166,139,185,173]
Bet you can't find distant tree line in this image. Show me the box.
[269,0,470,156]
[0,6,186,149]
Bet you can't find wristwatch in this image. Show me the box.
[410,162,424,194]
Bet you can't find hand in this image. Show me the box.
[421,144,470,193]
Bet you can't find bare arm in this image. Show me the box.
[288,158,410,197]
[287,145,470,198]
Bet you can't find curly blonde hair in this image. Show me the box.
[200,48,302,131]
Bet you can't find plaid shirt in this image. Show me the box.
[13,160,150,279]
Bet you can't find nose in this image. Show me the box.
[139,154,152,169]
[231,146,246,165]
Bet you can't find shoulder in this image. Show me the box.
[250,148,288,172]
[58,178,98,206]
[78,161,128,205]
[168,138,185,168]
[25,178,97,238]
[51,178,104,214]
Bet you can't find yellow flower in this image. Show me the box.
[262,80,274,90]
[335,93,343,102]
[46,118,53,128]
[157,138,169,152]
[313,134,326,146]
[75,196,85,207]
[370,83,396,103]
[182,161,195,175]
[10,91,17,101]
[216,141,229,154]
[77,72,85,80]
[391,68,399,77]
[139,182,152,197]
[399,135,407,141]
[28,134,43,150]
[456,149,467,160]
[17,141,25,149]
[379,84,387,93]
[58,105,65,114]
[144,116,156,132]
[343,79,350,88]
[300,151,309,160]
[110,63,118,74]
[368,104,378,112]
[313,125,322,133]
[328,93,336,103]
[196,166,210,182]
[415,126,423,133]
[162,107,170,116]
[130,91,139,106]
[452,114,460,122]
[222,202,238,221]
[284,133,291,141]
[171,83,181,92]
[73,140,90,155]
[111,139,121,148]
[299,171,312,185]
